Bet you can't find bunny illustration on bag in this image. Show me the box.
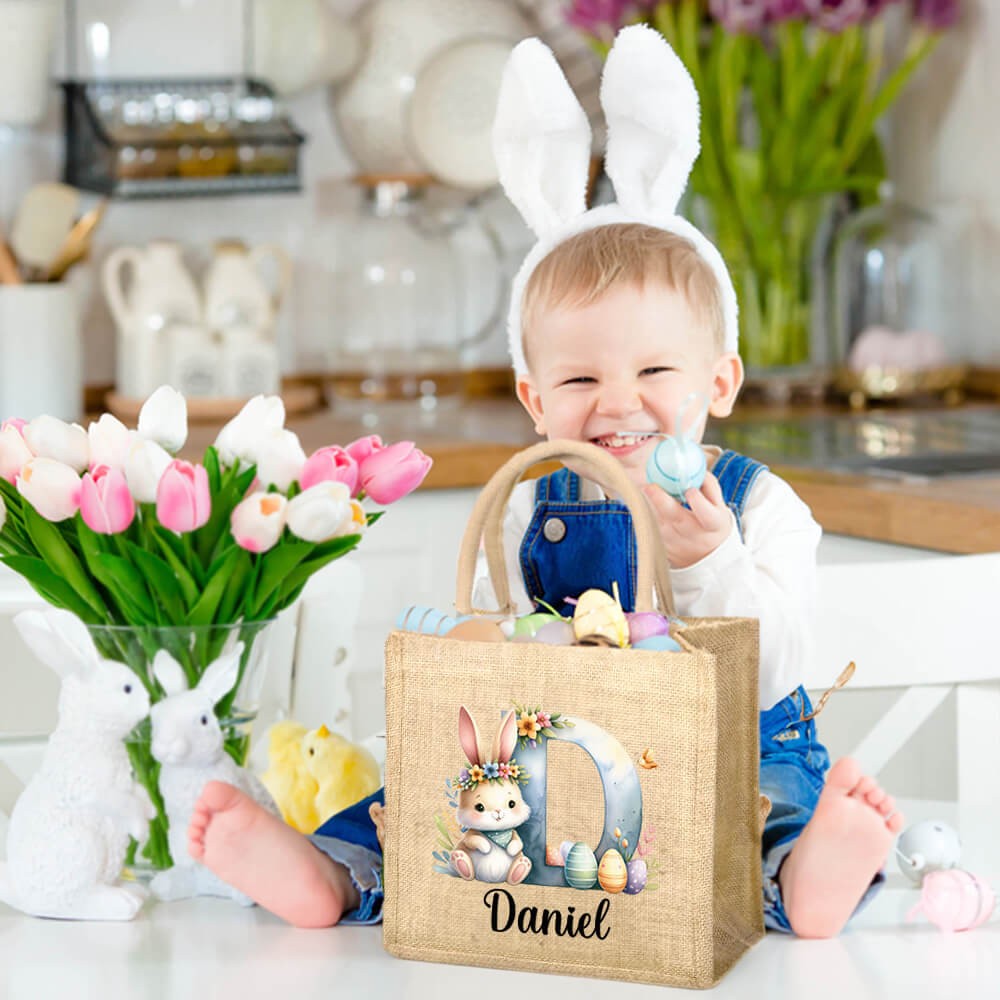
[147,641,278,905]
[0,609,154,921]
[450,707,532,885]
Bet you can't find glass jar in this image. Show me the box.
[296,178,503,420]
[828,193,963,406]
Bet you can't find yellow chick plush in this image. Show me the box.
[260,720,321,834]
[302,724,382,820]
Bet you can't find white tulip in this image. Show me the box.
[254,428,307,492]
[214,394,285,467]
[16,457,82,522]
[125,435,173,504]
[23,416,89,472]
[0,424,33,483]
[286,482,352,543]
[87,413,132,470]
[231,491,288,553]
[138,385,188,453]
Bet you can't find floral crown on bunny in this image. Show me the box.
[493,24,740,379]
[454,706,530,790]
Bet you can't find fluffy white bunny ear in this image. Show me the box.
[198,642,243,705]
[153,650,188,697]
[601,24,700,219]
[13,609,99,681]
[493,37,592,239]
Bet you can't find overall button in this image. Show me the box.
[543,517,566,543]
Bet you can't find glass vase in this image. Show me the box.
[688,192,835,374]
[84,619,276,872]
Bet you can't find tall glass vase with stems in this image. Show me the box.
[567,0,961,375]
[84,619,276,872]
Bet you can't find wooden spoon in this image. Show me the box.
[0,221,22,285]
[44,199,109,282]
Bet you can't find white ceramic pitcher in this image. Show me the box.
[203,239,292,335]
[102,240,202,399]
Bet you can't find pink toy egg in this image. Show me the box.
[626,611,671,645]
[907,869,995,933]
[532,620,576,646]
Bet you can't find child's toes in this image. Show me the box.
[850,775,877,801]
[864,786,887,808]
[876,794,896,818]
[886,810,905,834]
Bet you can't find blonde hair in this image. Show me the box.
[520,223,726,368]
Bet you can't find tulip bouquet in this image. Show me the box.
[0,386,431,867]
[567,0,960,369]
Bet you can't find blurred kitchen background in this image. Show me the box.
[0,0,994,421]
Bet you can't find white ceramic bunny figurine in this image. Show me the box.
[148,642,278,905]
[0,609,154,921]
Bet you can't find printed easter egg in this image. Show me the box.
[626,611,671,645]
[632,634,682,652]
[573,588,628,647]
[533,620,576,646]
[646,436,706,501]
[563,842,598,889]
[511,612,563,639]
[908,869,995,932]
[545,843,564,866]
[623,858,648,895]
[559,840,575,863]
[597,848,628,893]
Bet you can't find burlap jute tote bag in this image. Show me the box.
[383,441,763,989]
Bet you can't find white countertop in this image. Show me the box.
[2,884,999,1000]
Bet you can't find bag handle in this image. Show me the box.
[455,439,676,616]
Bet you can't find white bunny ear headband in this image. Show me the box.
[493,24,739,379]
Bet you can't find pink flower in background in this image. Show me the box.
[16,458,82,522]
[231,491,288,553]
[80,465,136,535]
[710,0,769,32]
[0,420,33,484]
[357,441,432,504]
[803,0,868,31]
[535,711,552,730]
[344,435,383,466]
[156,460,211,533]
[765,0,809,20]
[911,0,959,30]
[300,445,359,495]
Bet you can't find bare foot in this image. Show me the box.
[188,781,360,928]
[779,758,904,939]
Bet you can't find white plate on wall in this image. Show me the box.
[406,36,515,191]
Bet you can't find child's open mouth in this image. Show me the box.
[591,432,657,455]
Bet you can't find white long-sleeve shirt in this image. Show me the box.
[472,455,822,711]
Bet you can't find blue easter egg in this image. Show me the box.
[395,605,459,635]
[632,634,682,652]
[646,437,706,500]
[564,842,598,889]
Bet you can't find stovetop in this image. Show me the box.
[710,407,1000,479]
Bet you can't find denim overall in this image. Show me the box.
[521,453,880,932]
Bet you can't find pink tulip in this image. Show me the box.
[357,441,432,504]
[231,491,288,553]
[0,420,33,484]
[80,466,136,535]
[16,458,82,522]
[156,460,211,533]
[299,445,359,495]
[345,435,383,465]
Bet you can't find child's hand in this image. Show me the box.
[642,472,733,569]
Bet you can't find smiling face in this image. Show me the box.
[517,279,743,488]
